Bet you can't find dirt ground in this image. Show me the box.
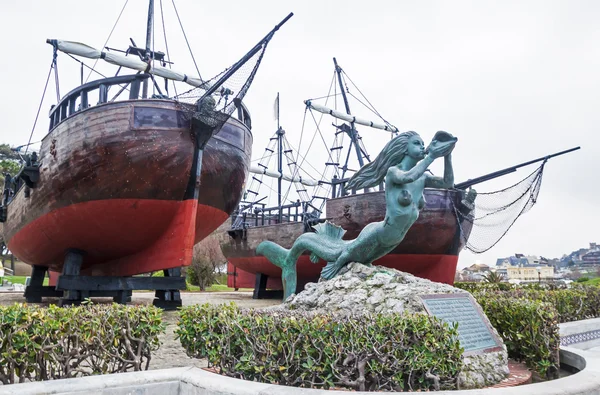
[0,291,281,370]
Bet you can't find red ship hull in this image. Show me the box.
[227,254,459,290]
[4,99,252,276]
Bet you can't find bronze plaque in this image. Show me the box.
[420,293,503,354]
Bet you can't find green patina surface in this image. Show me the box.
[257,131,458,300]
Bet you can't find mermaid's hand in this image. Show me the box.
[427,131,457,159]
[427,139,456,159]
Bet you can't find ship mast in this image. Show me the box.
[334,57,368,189]
[275,92,284,222]
[142,0,154,98]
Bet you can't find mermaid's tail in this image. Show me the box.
[256,221,349,299]
[256,241,297,300]
[320,260,344,280]
[256,241,290,270]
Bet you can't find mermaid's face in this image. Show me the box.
[406,135,425,160]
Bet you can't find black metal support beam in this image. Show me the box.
[58,249,84,306]
[153,267,183,310]
[24,265,63,302]
[57,275,186,291]
[253,273,284,299]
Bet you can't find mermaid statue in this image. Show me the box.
[256,130,458,300]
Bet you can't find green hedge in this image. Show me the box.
[454,282,600,378]
[475,294,560,379]
[0,303,165,385]
[177,303,463,392]
[456,282,600,323]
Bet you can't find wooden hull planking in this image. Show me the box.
[4,100,252,275]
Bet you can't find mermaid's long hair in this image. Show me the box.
[345,131,419,191]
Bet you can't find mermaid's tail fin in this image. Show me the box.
[321,260,343,280]
[256,241,291,270]
[312,221,346,239]
[309,222,345,264]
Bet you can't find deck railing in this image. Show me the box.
[48,74,151,131]
[230,199,322,230]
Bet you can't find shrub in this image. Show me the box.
[186,257,216,290]
[454,282,513,292]
[177,303,463,392]
[475,294,560,379]
[463,284,600,323]
[186,236,225,290]
[0,303,165,384]
[576,276,590,283]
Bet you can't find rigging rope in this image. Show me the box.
[454,162,547,254]
[53,52,60,102]
[85,0,129,83]
[64,53,132,100]
[306,92,342,102]
[159,0,177,96]
[24,60,54,155]
[281,136,311,204]
[152,2,156,96]
[171,0,202,81]
[342,69,397,132]
[309,110,340,174]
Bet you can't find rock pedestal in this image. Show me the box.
[276,262,510,389]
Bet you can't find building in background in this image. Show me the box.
[582,243,600,265]
[506,265,554,282]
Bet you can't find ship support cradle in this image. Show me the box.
[24,249,186,310]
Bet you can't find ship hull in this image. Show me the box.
[221,189,472,290]
[227,254,459,289]
[4,99,252,276]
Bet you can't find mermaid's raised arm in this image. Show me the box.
[425,154,454,189]
[387,155,435,185]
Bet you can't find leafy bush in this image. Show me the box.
[576,276,590,283]
[460,283,600,323]
[186,236,225,290]
[186,258,216,290]
[475,294,559,379]
[457,283,600,378]
[455,282,514,292]
[0,303,165,385]
[177,303,463,392]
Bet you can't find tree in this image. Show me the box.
[483,271,504,283]
[0,144,22,185]
[186,234,226,290]
[567,269,582,280]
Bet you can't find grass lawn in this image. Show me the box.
[580,277,600,286]
[2,276,49,286]
[185,283,252,292]
[1,275,248,292]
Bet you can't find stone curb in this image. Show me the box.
[560,317,600,337]
[2,348,600,395]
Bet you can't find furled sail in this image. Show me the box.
[304,100,398,133]
[249,165,319,186]
[47,39,210,90]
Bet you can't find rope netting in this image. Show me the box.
[173,40,269,139]
[455,161,546,254]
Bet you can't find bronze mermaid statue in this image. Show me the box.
[256,130,457,299]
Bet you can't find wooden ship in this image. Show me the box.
[218,58,579,298]
[0,1,292,307]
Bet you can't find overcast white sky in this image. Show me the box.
[0,1,598,269]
